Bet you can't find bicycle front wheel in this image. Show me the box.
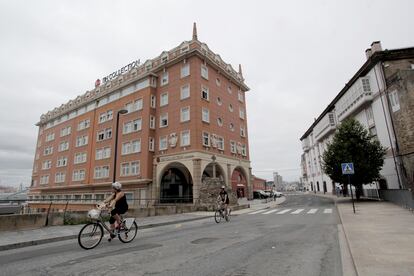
[214,210,222,223]
[78,222,103,250]
[118,221,138,243]
[225,210,231,222]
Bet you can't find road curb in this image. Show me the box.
[334,200,359,276]
[0,215,212,252]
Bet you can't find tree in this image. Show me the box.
[322,118,386,200]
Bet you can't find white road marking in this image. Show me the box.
[307,208,318,214]
[291,209,305,214]
[263,209,279,214]
[276,209,292,214]
[249,209,268,214]
[324,208,333,214]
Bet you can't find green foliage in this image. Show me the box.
[322,118,386,195]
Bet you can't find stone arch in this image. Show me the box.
[158,162,193,204]
[201,162,226,184]
[231,166,249,198]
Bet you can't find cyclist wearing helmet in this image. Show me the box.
[104,182,128,240]
[217,185,229,216]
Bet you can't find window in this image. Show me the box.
[96,147,111,160]
[56,157,68,167]
[121,161,140,176]
[40,175,49,185]
[238,91,244,102]
[44,146,53,156]
[160,92,169,107]
[240,125,246,137]
[97,128,112,141]
[202,132,210,147]
[123,119,142,134]
[241,144,247,156]
[149,137,155,151]
[366,106,374,124]
[159,136,168,150]
[239,108,245,119]
[229,104,233,112]
[201,86,209,101]
[122,139,141,155]
[202,108,210,123]
[181,84,190,100]
[94,166,110,179]
[389,90,400,112]
[181,63,190,78]
[77,119,90,131]
[150,115,156,129]
[42,160,52,170]
[201,64,208,79]
[217,97,222,106]
[216,78,221,86]
[99,110,113,123]
[362,78,371,92]
[95,194,105,201]
[55,172,65,183]
[45,133,55,142]
[60,126,71,137]
[160,113,168,128]
[58,141,69,152]
[73,170,86,181]
[217,118,223,127]
[217,136,224,150]
[74,152,87,164]
[181,107,190,122]
[150,95,156,108]
[227,85,232,94]
[230,141,237,153]
[76,135,88,147]
[161,72,169,86]
[181,130,190,147]
[126,99,143,113]
[229,123,235,132]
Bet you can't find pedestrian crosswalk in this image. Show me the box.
[247,208,333,215]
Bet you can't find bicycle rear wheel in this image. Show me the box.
[214,210,222,223]
[118,221,138,243]
[78,222,103,250]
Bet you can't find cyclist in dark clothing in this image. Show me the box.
[217,186,230,216]
[104,182,128,240]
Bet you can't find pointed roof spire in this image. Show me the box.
[192,22,198,41]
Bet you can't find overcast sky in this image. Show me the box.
[0,0,413,188]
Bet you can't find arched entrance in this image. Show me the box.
[202,162,225,183]
[231,167,248,198]
[160,163,193,203]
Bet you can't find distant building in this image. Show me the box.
[253,176,266,191]
[300,41,414,200]
[273,172,283,191]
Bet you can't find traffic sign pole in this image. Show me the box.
[348,175,355,214]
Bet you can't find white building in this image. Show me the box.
[300,41,404,194]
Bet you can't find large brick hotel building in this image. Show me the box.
[29,24,252,210]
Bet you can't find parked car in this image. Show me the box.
[274,191,284,197]
[253,190,269,199]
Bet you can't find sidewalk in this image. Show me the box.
[313,193,414,275]
[0,198,285,252]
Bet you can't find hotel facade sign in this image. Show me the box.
[102,59,140,83]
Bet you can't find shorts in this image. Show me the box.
[109,207,127,224]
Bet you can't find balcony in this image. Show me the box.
[314,112,336,142]
[336,77,373,122]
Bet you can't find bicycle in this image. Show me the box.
[214,202,231,223]
[78,203,138,250]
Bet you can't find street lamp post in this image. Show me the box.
[112,109,128,183]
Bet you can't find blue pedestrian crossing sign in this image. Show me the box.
[341,163,355,175]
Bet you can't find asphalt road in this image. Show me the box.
[0,194,342,276]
